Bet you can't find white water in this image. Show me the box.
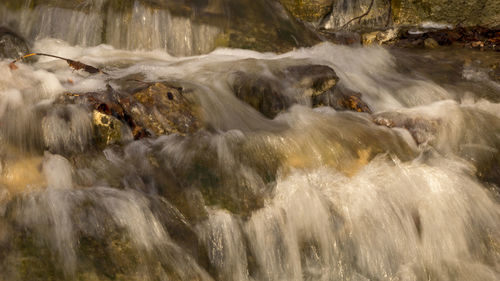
[322,0,390,30]
[0,38,499,281]
[0,0,220,56]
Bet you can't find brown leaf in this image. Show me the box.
[11,52,106,75]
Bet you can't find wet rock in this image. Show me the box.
[232,71,288,119]
[129,83,201,136]
[373,112,440,145]
[0,154,46,196]
[319,30,361,45]
[92,110,125,147]
[329,87,372,113]
[362,31,379,46]
[279,0,334,22]
[1,188,210,281]
[319,0,391,30]
[56,82,202,148]
[392,0,500,29]
[284,64,338,98]
[232,64,339,118]
[42,105,93,154]
[394,26,499,50]
[424,37,439,49]
[362,28,398,46]
[0,26,29,59]
[373,107,500,187]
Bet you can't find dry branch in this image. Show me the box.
[10,53,107,74]
[340,0,375,30]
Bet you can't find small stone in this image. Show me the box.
[424,37,439,49]
[330,87,372,113]
[362,31,379,46]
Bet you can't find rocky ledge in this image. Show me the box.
[48,63,373,154]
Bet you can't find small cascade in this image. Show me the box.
[0,0,221,56]
[321,0,391,30]
[0,0,319,56]
[0,1,499,281]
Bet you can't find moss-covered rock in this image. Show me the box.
[93,110,125,147]
[130,83,201,136]
[279,0,333,22]
[392,0,500,28]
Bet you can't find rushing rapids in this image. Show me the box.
[0,1,500,281]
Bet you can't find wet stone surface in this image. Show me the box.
[232,64,341,118]
[394,26,500,51]
[0,26,29,59]
[55,81,202,148]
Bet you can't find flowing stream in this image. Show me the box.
[0,1,500,281]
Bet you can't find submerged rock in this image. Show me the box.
[130,83,201,136]
[232,64,339,118]
[92,110,125,147]
[329,87,372,113]
[0,0,320,55]
[55,82,202,149]
[0,26,29,59]
[373,112,440,145]
[373,105,500,187]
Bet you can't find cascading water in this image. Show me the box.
[321,0,391,30]
[0,0,318,56]
[0,1,499,281]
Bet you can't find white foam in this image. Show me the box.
[421,21,453,29]
[43,152,74,190]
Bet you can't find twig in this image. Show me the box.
[340,0,375,30]
[386,0,392,27]
[10,53,107,74]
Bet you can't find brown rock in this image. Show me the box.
[130,83,201,136]
[279,0,334,22]
[55,82,202,148]
[232,64,339,118]
[329,87,372,113]
[424,37,439,49]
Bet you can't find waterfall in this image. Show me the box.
[0,1,499,280]
[321,0,391,30]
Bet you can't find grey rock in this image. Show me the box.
[0,26,29,59]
